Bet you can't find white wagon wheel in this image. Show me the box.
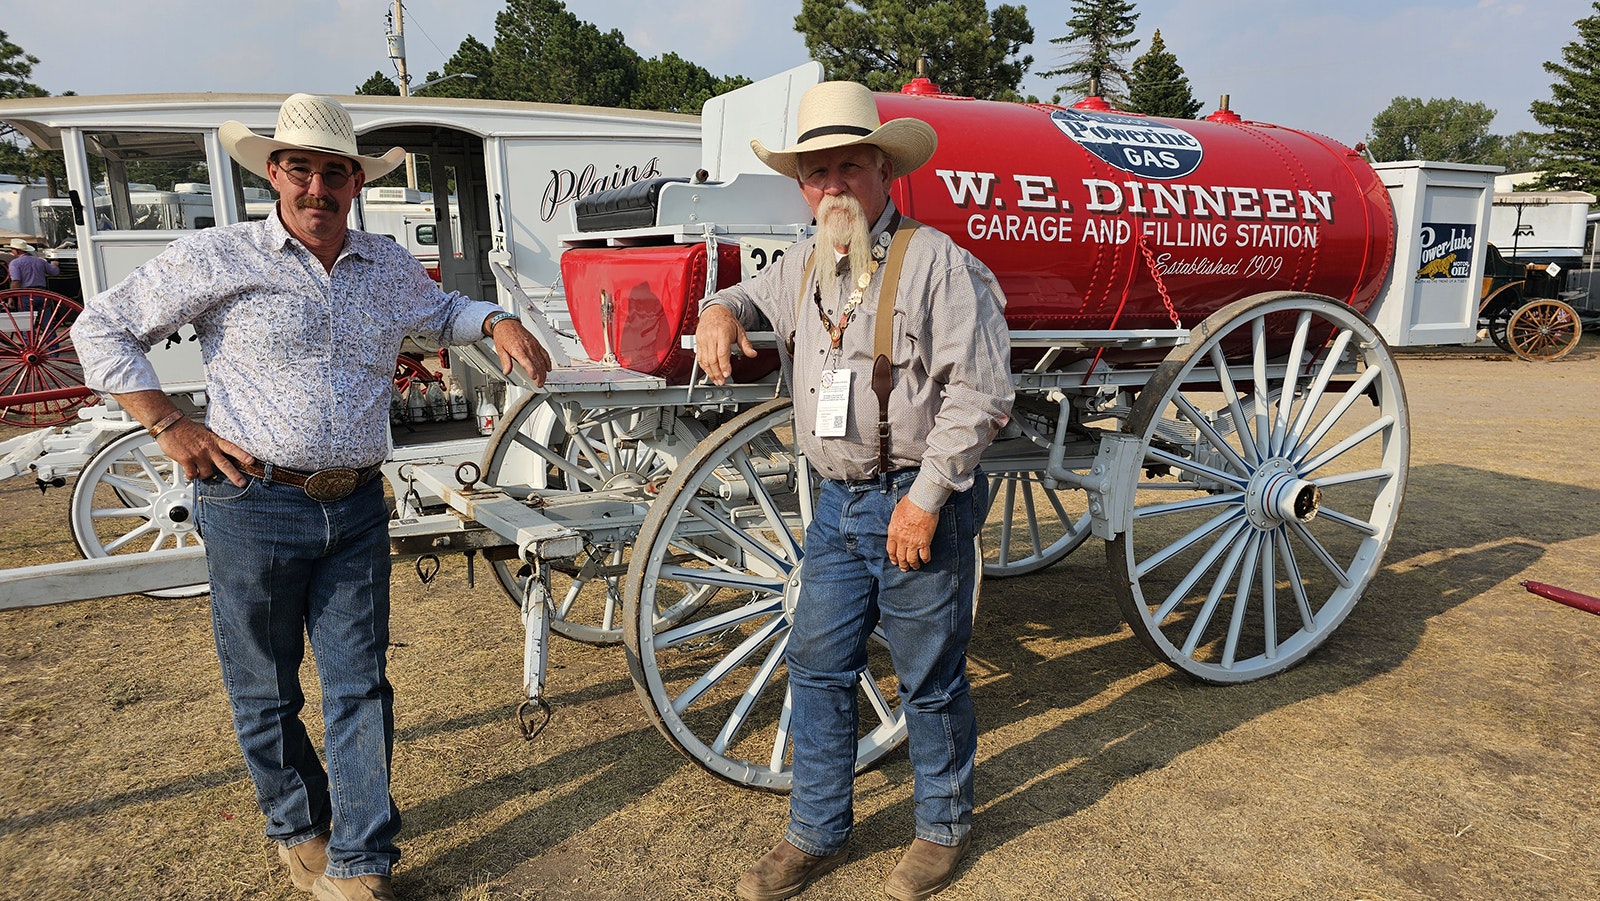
[69,427,208,599]
[622,398,906,791]
[981,467,1090,576]
[1107,292,1409,683]
[481,390,698,644]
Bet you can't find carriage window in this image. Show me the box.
[83,130,215,231]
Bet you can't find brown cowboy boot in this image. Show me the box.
[277,834,329,892]
[883,836,971,901]
[311,874,398,901]
[736,838,848,901]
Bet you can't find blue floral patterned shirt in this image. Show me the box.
[73,207,501,471]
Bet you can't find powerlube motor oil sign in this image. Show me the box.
[1415,223,1476,280]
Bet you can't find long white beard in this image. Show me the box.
[815,194,873,296]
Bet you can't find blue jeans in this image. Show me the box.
[197,472,400,879]
[784,468,983,857]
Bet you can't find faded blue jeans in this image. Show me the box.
[197,472,400,879]
[784,468,983,857]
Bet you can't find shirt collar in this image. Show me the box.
[266,203,377,262]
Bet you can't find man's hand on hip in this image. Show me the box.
[886,495,940,571]
[157,419,253,487]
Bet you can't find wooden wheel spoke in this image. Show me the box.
[711,631,791,756]
[1298,415,1394,477]
[1137,505,1246,581]
[1153,517,1251,621]
[670,608,788,716]
[1287,519,1353,589]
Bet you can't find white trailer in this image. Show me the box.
[0,91,701,591]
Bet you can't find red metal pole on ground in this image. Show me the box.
[1522,581,1600,616]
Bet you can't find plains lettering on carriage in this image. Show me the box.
[540,156,663,222]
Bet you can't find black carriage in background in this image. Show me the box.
[1478,242,1584,361]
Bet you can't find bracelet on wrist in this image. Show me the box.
[485,311,518,335]
[148,410,185,437]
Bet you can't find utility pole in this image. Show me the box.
[387,0,418,189]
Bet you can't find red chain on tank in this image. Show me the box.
[1137,234,1183,329]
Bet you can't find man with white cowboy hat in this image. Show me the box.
[697,80,1012,901]
[7,236,59,291]
[72,93,551,901]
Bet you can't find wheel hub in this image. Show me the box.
[1245,458,1321,529]
[152,486,199,534]
[782,568,804,619]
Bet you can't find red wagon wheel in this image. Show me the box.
[0,288,91,428]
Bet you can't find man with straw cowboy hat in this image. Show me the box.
[7,236,59,291]
[72,93,551,901]
[697,80,1013,901]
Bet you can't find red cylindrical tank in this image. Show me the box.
[880,89,1395,335]
[561,89,1396,381]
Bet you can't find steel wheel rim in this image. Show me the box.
[981,468,1091,577]
[1109,293,1409,683]
[623,398,906,791]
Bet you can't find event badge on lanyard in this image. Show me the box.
[815,368,852,438]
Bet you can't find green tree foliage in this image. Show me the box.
[794,0,1035,101]
[1484,131,1548,176]
[421,35,495,99]
[0,29,67,196]
[1530,2,1600,192]
[1126,29,1200,118]
[355,71,401,96]
[632,53,752,115]
[490,0,641,107]
[374,1,745,114]
[1039,0,1140,105]
[0,29,47,100]
[1365,97,1500,163]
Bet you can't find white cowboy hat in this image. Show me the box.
[8,238,34,253]
[752,81,937,181]
[219,93,406,182]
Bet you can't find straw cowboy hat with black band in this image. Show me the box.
[752,80,937,181]
[219,93,407,182]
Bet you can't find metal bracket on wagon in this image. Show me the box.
[1080,433,1144,540]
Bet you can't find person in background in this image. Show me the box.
[696,80,1013,901]
[6,237,60,290]
[71,93,551,901]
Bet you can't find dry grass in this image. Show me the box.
[2,337,1599,900]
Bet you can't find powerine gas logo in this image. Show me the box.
[1050,108,1204,179]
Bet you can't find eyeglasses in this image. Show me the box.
[274,159,354,189]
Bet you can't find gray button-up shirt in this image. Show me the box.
[73,207,501,471]
[705,202,1013,512]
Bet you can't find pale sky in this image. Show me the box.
[4,0,1590,147]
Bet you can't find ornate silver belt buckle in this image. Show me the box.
[303,467,360,503]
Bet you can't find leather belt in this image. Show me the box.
[239,459,383,503]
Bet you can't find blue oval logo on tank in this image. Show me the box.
[1049,108,1204,179]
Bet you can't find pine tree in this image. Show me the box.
[354,71,401,96]
[1530,2,1600,191]
[1126,30,1200,119]
[795,0,1035,101]
[1038,0,1140,106]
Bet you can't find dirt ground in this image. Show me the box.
[2,337,1598,901]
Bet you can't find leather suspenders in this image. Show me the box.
[795,217,921,475]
